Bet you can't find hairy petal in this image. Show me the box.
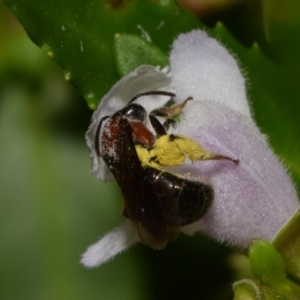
[86,65,172,181]
[174,100,299,247]
[170,30,251,117]
[81,221,139,268]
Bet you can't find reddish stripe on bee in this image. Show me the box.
[130,121,156,149]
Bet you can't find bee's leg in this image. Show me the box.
[150,97,193,136]
[149,114,167,137]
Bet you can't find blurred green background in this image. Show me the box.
[1,0,300,299]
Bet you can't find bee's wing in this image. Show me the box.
[115,119,180,249]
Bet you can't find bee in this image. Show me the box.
[94,92,238,249]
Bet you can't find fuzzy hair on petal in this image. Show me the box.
[170,30,251,117]
[173,100,298,248]
[81,221,139,268]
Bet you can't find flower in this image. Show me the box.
[82,30,299,268]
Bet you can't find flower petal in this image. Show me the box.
[81,220,139,268]
[173,100,298,248]
[86,65,173,181]
[170,30,251,117]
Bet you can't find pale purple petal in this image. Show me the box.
[170,30,251,117]
[172,100,299,248]
[86,65,173,180]
[83,29,299,268]
[81,221,139,268]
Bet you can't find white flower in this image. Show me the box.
[82,30,299,268]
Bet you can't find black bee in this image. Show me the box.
[94,92,223,249]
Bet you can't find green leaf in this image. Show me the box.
[273,208,300,282]
[249,239,286,287]
[249,239,298,299]
[113,33,168,78]
[4,0,200,109]
[233,278,288,300]
[233,279,262,300]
